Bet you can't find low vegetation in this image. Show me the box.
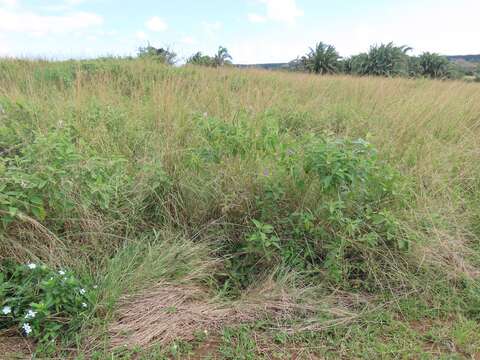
[0,58,480,358]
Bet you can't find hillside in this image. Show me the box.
[236,62,290,70]
[1,59,480,358]
[446,54,480,62]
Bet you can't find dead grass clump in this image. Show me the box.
[107,281,365,352]
[108,284,252,350]
[416,229,480,280]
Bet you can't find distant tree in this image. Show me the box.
[187,47,232,67]
[214,46,232,67]
[186,52,215,66]
[342,53,369,75]
[288,56,309,72]
[305,42,340,74]
[417,52,452,79]
[360,42,411,77]
[406,56,422,77]
[138,45,177,65]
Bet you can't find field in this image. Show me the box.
[1,59,480,358]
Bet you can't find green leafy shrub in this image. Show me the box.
[0,261,92,354]
[0,128,131,229]
[223,135,410,292]
[33,64,76,89]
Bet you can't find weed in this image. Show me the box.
[0,261,92,355]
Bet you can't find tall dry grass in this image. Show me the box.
[2,60,479,274]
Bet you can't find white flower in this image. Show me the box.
[22,323,32,335]
[25,310,37,320]
[58,270,65,275]
[79,288,86,295]
[27,263,37,270]
[2,306,12,315]
[82,302,88,308]
[93,285,98,289]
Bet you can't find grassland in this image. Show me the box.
[1,58,480,358]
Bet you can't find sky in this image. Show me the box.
[0,0,479,64]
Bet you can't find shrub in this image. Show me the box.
[186,52,216,67]
[0,261,92,354]
[221,133,411,292]
[137,46,177,65]
[0,128,131,229]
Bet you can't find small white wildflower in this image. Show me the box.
[2,306,12,315]
[57,120,64,128]
[58,270,65,275]
[82,302,88,308]
[20,180,28,189]
[93,285,98,289]
[22,323,32,335]
[25,310,37,320]
[79,288,86,295]
[27,263,37,270]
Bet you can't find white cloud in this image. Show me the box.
[255,0,303,25]
[247,13,266,23]
[0,9,103,35]
[146,16,168,32]
[136,31,147,40]
[0,0,17,8]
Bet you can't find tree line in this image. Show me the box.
[138,44,233,68]
[138,42,480,80]
[290,42,465,79]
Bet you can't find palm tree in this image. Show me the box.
[305,42,340,74]
[214,46,232,67]
[363,43,411,76]
[417,52,451,78]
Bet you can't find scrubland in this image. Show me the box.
[1,59,480,358]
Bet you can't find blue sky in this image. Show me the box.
[0,0,479,63]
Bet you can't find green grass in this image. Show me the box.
[0,58,479,358]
